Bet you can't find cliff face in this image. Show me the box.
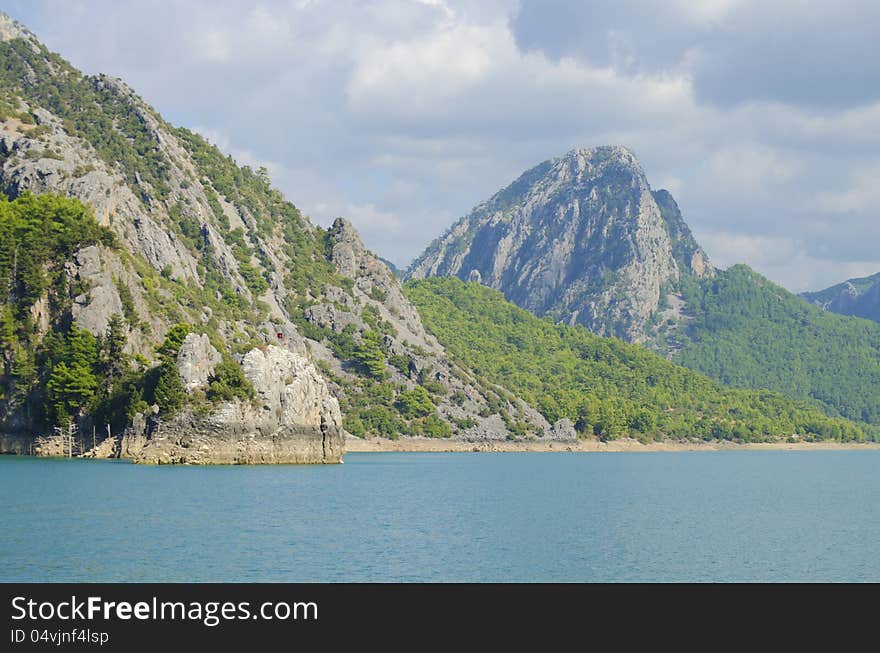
[406,146,713,342]
[801,272,880,324]
[131,344,345,464]
[0,11,549,460]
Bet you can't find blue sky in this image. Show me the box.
[5,0,880,291]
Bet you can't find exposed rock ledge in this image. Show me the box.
[127,344,345,464]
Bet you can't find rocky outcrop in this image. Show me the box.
[133,345,344,464]
[176,333,222,391]
[313,218,550,441]
[0,12,34,44]
[407,146,714,342]
[65,245,124,336]
[801,272,880,324]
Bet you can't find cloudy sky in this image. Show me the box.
[5,0,880,291]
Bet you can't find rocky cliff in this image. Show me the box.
[0,11,549,461]
[406,146,713,342]
[800,272,880,323]
[131,343,345,464]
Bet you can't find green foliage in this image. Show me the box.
[395,385,436,419]
[152,363,185,416]
[206,358,255,403]
[672,265,880,428]
[358,405,406,440]
[413,413,452,438]
[389,354,414,375]
[406,278,866,442]
[353,330,388,379]
[45,326,99,425]
[0,90,33,123]
[100,314,129,382]
[238,260,269,296]
[115,280,139,327]
[0,192,113,317]
[343,414,366,438]
[156,323,192,361]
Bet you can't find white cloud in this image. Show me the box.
[699,231,880,293]
[816,164,880,214]
[346,22,497,111]
[671,0,743,26]
[707,143,803,197]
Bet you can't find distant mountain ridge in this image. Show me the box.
[800,272,880,323]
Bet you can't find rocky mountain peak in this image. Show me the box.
[563,145,642,177]
[328,216,366,251]
[406,146,709,342]
[0,12,37,45]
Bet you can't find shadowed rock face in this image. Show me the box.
[131,345,345,464]
[801,272,880,324]
[407,146,713,342]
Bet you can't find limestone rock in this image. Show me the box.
[134,346,344,464]
[550,418,577,440]
[66,245,124,336]
[176,333,222,391]
[407,146,714,343]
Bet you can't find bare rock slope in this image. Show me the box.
[407,146,713,342]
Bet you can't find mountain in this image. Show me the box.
[409,147,880,432]
[0,12,552,460]
[660,265,880,427]
[406,146,713,342]
[800,272,880,323]
[405,278,865,442]
[1,11,874,455]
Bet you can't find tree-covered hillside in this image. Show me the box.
[0,17,544,446]
[0,193,258,434]
[662,265,880,426]
[405,278,869,442]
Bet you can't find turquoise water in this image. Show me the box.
[1,451,879,582]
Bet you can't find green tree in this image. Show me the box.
[396,386,436,419]
[45,325,99,425]
[354,330,387,379]
[47,361,97,425]
[156,323,192,361]
[153,364,185,416]
[101,314,129,384]
[206,358,254,402]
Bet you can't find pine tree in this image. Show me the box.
[354,330,387,379]
[101,313,129,384]
[153,364,185,416]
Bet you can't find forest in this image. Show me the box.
[406,277,869,442]
[671,265,880,427]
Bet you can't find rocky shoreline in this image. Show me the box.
[345,435,880,453]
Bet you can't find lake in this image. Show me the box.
[2,451,879,582]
